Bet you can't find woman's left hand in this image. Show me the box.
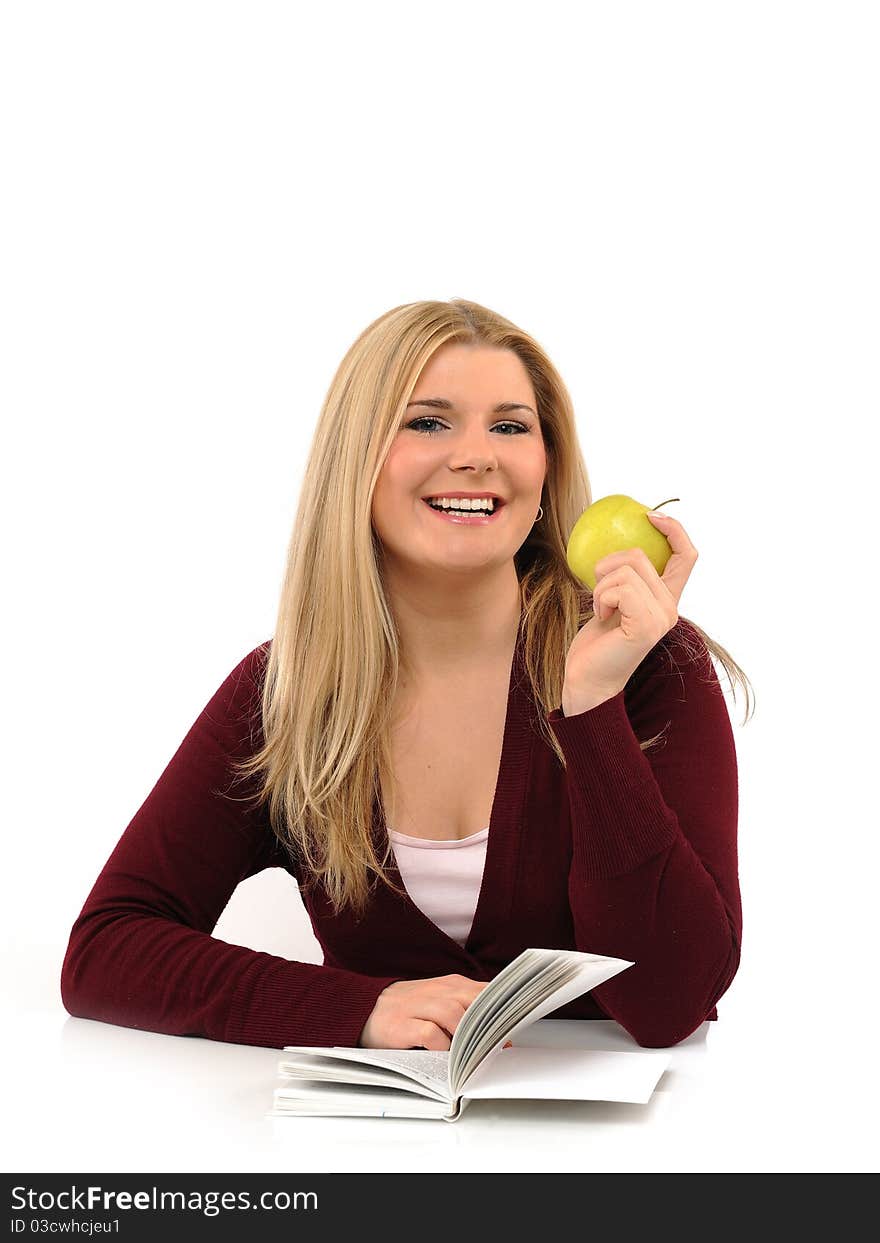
[561,511,699,715]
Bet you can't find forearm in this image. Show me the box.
[60,643,406,1051]
[548,659,742,1048]
[567,830,740,1047]
[61,905,401,1049]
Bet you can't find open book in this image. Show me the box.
[269,947,671,1121]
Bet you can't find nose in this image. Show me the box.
[448,428,500,474]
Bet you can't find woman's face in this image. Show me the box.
[372,342,547,578]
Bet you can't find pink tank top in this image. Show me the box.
[389,826,489,946]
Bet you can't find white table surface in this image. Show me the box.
[4,948,872,1174]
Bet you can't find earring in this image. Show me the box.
[534,505,543,523]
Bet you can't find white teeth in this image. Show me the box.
[426,497,495,512]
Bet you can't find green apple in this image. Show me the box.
[566,494,678,590]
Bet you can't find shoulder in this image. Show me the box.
[621,618,732,761]
[235,637,273,686]
[653,616,712,671]
[205,638,273,729]
[624,616,717,703]
[219,636,272,693]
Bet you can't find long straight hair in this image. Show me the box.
[231,299,754,918]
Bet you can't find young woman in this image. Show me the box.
[61,298,752,1053]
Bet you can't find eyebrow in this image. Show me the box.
[406,398,537,417]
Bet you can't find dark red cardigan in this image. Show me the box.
[61,618,741,1050]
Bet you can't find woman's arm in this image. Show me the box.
[60,644,404,1049]
[547,620,741,1047]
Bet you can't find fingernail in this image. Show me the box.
[647,511,668,520]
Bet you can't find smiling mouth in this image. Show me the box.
[421,498,505,524]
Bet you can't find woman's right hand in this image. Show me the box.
[358,974,490,1051]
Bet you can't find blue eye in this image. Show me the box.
[405,417,528,436]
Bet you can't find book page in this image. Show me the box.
[459,1046,671,1106]
[278,1052,449,1101]
[451,948,634,1091]
[458,963,574,1063]
[280,1045,452,1097]
[271,1079,454,1120]
[276,950,637,1107]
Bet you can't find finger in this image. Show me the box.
[595,568,656,615]
[594,547,664,595]
[411,996,467,1037]
[594,557,673,614]
[595,572,674,635]
[410,1021,452,1052]
[595,539,693,611]
[451,977,490,1007]
[645,512,699,600]
[435,999,468,1035]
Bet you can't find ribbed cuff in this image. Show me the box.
[547,694,679,879]
[225,953,407,1049]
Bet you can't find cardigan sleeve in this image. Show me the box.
[546,619,742,1048]
[60,643,405,1050]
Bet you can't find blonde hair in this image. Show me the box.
[231,298,754,918]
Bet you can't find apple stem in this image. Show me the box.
[651,497,680,512]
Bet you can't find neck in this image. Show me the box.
[387,563,523,684]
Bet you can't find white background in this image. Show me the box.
[1,1,877,1173]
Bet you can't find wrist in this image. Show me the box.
[561,684,621,717]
